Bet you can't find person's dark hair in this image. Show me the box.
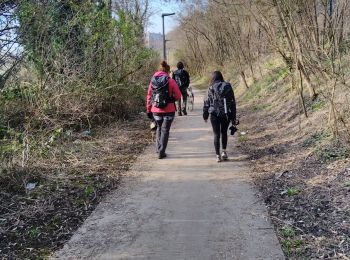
[177,61,184,70]
[210,71,224,85]
[159,60,170,73]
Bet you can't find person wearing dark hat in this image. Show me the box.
[172,62,190,116]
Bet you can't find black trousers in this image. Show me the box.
[153,113,175,155]
[210,114,230,155]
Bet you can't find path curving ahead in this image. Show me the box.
[53,90,284,260]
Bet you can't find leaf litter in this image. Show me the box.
[238,97,350,259]
[0,117,152,259]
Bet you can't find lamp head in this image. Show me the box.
[162,12,176,17]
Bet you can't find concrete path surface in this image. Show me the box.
[53,90,284,260]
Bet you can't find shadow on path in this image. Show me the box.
[53,88,284,260]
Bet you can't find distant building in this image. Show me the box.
[145,32,163,56]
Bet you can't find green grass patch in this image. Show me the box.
[311,100,326,111]
[264,59,280,69]
[191,77,210,90]
[316,145,350,162]
[238,135,248,142]
[294,239,303,247]
[50,215,62,226]
[282,239,292,252]
[276,66,290,79]
[281,226,296,238]
[251,103,271,112]
[242,66,289,101]
[302,130,330,148]
[282,238,304,258]
[37,248,51,258]
[280,227,304,257]
[84,186,95,197]
[287,187,301,196]
[28,227,41,238]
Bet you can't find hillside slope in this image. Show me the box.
[234,58,350,259]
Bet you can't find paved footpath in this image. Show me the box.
[53,90,285,260]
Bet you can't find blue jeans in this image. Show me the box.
[153,114,175,155]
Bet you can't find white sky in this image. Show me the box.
[147,0,182,34]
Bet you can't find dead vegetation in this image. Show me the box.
[0,117,152,259]
[172,0,350,140]
[171,2,350,256]
[236,59,350,259]
[0,2,156,257]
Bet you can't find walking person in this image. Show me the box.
[203,71,237,162]
[172,62,190,116]
[147,61,182,159]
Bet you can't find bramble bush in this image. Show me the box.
[0,1,158,173]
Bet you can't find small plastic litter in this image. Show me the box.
[26,183,37,190]
[81,130,92,137]
[275,170,289,179]
[280,190,288,195]
[65,130,73,137]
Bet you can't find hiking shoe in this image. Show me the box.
[216,155,222,163]
[221,151,228,161]
[158,153,167,159]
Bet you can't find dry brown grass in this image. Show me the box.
[0,117,152,259]
[236,59,350,259]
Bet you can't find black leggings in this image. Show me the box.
[210,115,230,155]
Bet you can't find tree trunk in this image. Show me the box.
[240,71,249,89]
[274,0,317,100]
[298,60,317,100]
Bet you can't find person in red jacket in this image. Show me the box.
[147,61,182,159]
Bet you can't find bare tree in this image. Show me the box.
[171,0,350,137]
[0,1,22,88]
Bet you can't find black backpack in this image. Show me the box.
[151,75,170,108]
[174,69,189,89]
[208,82,231,117]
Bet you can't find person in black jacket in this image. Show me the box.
[203,71,237,162]
[172,62,190,116]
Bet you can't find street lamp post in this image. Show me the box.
[165,39,171,63]
[329,0,333,17]
[162,12,175,61]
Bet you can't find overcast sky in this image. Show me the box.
[147,0,182,34]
